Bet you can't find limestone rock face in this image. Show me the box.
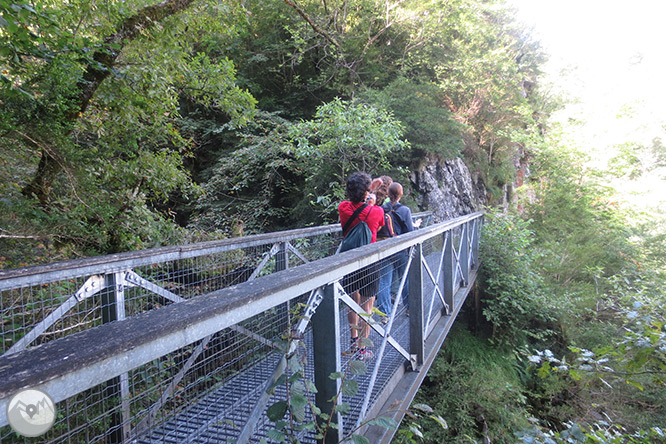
[412,157,486,222]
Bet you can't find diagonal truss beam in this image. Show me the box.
[236,287,326,444]
[336,284,412,363]
[5,275,105,355]
[126,269,281,438]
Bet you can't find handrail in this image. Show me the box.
[0,212,433,290]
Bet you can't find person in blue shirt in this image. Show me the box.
[377,182,422,322]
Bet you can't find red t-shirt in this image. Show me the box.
[338,201,385,244]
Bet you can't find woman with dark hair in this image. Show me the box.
[338,171,385,360]
[372,175,393,206]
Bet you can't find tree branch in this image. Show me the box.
[74,0,198,118]
[284,0,341,48]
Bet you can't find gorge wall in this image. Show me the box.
[412,156,487,222]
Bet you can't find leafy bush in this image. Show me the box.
[479,208,555,345]
[397,325,531,443]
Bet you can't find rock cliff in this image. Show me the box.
[412,156,486,222]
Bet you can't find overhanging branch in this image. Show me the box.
[284,0,341,49]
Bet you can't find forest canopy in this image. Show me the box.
[0,0,543,262]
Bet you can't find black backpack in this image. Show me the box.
[338,204,372,253]
[376,208,396,239]
[382,202,408,235]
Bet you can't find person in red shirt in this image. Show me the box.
[338,172,385,360]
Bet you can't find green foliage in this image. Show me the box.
[529,293,666,397]
[193,111,302,233]
[288,98,407,220]
[520,142,634,289]
[0,0,257,259]
[479,208,555,345]
[517,421,665,443]
[396,325,531,443]
[263,303,399,444]
[195,99,407,232]
[360,78,466,161]
[289,97,407,181]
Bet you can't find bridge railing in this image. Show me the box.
[0,210,480,444]
[0,211,431,357]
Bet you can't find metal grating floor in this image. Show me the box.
[133,309,419,444]
[135,253,446,444]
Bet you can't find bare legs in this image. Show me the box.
[348,291,375,340]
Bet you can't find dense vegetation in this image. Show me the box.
[1,0,664,442]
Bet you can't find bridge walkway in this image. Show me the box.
[0,212,481,444]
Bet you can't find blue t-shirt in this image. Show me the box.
[381,202,415,235]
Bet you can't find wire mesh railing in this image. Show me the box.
[0,211,479,444]
[0,225,343,357]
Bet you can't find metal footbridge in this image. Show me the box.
[0,211,482,443]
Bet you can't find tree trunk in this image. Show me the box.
[21,151,60,205]
[21,0,198,204]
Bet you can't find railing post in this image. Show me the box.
[276,242,291,334]
[472,218,481,269]
[443,231,455,314]
[276,241,289,271]
[460,223,469,286]
[311,283,343,444]
[408,244,424,367]
[101,272,131,443]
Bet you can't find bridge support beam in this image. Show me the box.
[408,245,424,368]
[311,283,343,444]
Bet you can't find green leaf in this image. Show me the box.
[329,371,345,380]
[267,401,288,422]
[409,425,424,438]
[305,379,318,394]
[290,394,308,409]
[358,337,373,348]
[429,414,448,430]
[334,402,351,415]
[342,379,359,397]
[366,416,398,430]
[291,380,306,396]
[625,379,644,391]
[288,371,303,383]
[267,374,287,394]
[266,429,285,442]
[351,434,370,444]
[350,360,367,375]
[411,403,434,413]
